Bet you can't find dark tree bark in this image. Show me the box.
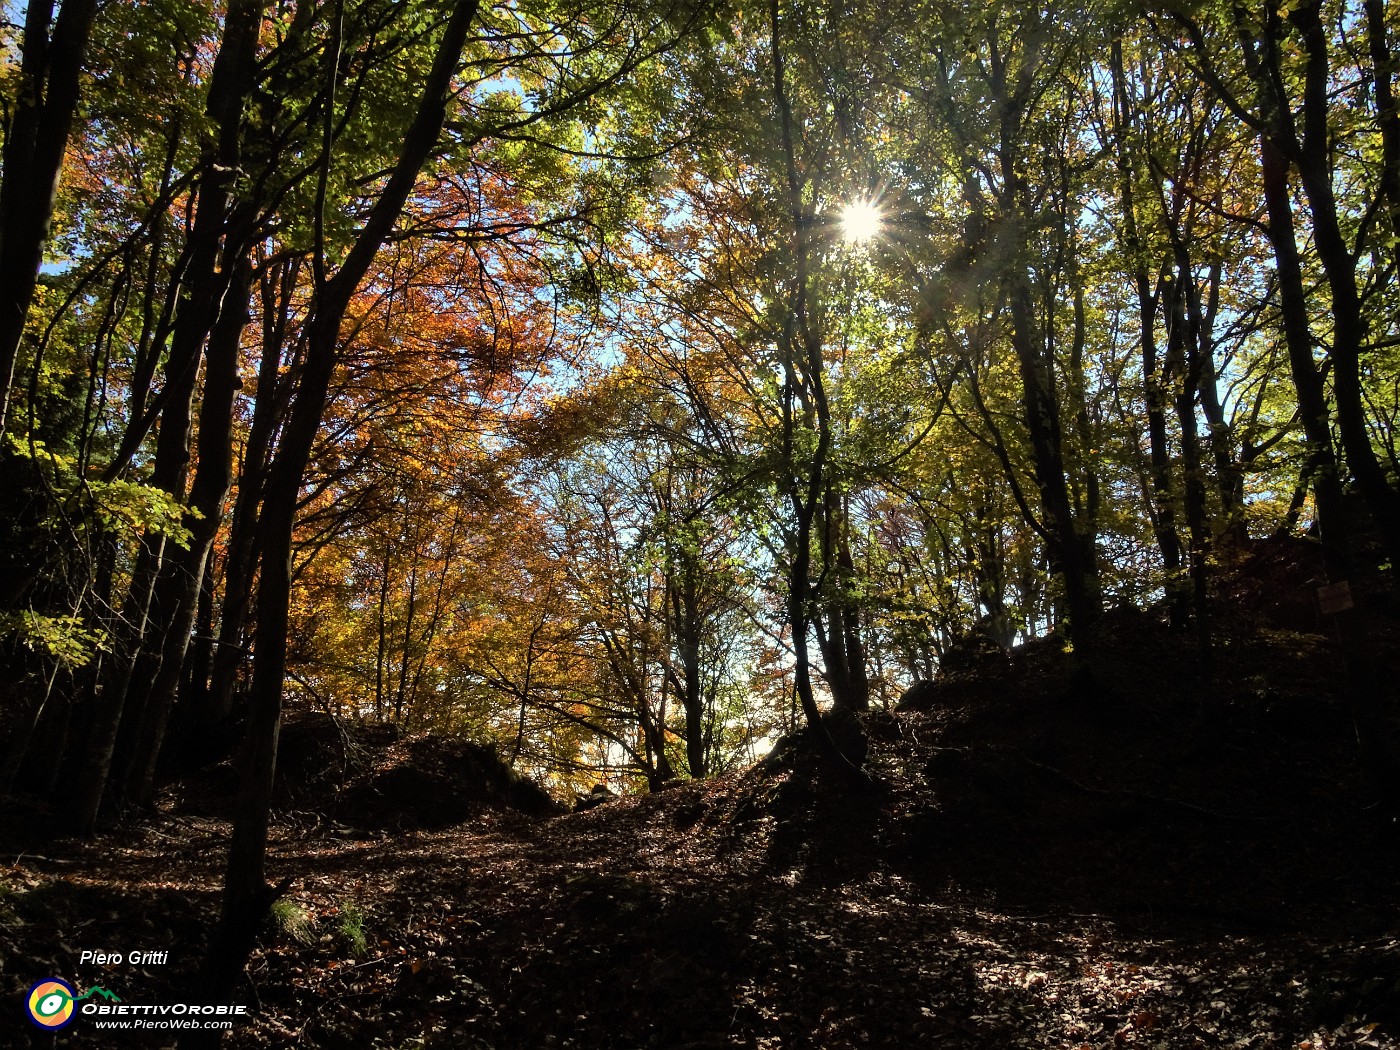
[123,257,256,809]
[766,0,869,783]
[990,40,1102,642]
[1258,122,1398,813]
[65,0,268,835]
[1005,274,1102,639]
[1283,0,1400,581]
[0,0,99,437]
[1163,265,1213,661]
[1135,262,1187,619]
[201,257,303,732]
[179,546,218,717]
[815,493,870,712]
[1207,0,1400,577]
[1364,0,1400,254]
[668,556,709,778]
[192,0,483,1012]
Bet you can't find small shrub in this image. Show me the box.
[269,898,316,944]
[337,900,368,956]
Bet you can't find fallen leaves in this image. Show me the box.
[2,696,1397,1049]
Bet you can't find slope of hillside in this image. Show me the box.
[3,543,1398,1048]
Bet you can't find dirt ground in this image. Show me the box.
[3,538,1399,1048]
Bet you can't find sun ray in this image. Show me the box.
[839,199,884,243]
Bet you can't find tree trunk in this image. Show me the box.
[179,554,218,724]
[668,562,707,778]
[1164,265,1212,662]
[1006,275,1102,639]
[994,59,1101,642]
[203,258,303,731]
[0,0,99,436]
[1287,0,1400,580]
[124,259,255,809]
[194,0,482,1010]
[1259,129,1399,813]
[766,0,869,784]
[815,490,870,712]
[67,0,266,831]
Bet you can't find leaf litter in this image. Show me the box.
[2,600,1398,1048]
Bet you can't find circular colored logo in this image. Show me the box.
[27,978,77,1030]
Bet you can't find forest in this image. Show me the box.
[1,0,1399,1045]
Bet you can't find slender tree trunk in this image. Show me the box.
[1165,267,1212,660]
[180,554,218,720]
[994,59,1101,641]
[1259,137,1349,547]
[1259,130,1399,812]
[0,0,99,437]
[669,564,707,778]
[204,259,303,730]
[394,554,420,723]
[1139,269,1187,619]
[404,512,461,727]
[67,535,164,834]
[1189,260,1246,541]
[0,666,61,796]
[67,0,266,831]
[637,678,677,789]
[193,1,482,1011]
[1365,0,1400,253]
[767,0,868,783]
[375,546,392,720]
[125,259,256,809]
[1288,0,1400,579]
[1006,275,1102,638]
[816,499,870,712]
[772,0,842,746]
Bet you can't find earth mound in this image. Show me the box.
[718,568,1400,931]
[180,713,561,829]
[329,731,562,827]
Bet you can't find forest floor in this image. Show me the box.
[3,538,1400,1049]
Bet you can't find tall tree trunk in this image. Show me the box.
[816,494,870,712]
[1165,266,1212,661]
[194,0,482,1010]
[1006,275,1102,639]
[1138,267,1187,619]
[375,546,393,720]
[67,534,164,833]
[1259,129,1399,813]
[66,0,266,833]
[1364,0,1400,254]
[203,258,303,731]
[995,56,1101,642]
[668,562,707,778]
[1189,259,1246,541]
[394,553,420,724]
[1287,0,1400,579]
[182,553,218,717]
[0,0,99,436]
[768,0,867,782]
[124,259,256,809]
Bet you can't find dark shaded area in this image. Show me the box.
[883,538,1399,930]
[1,538,1397,1047]
[330,733,562,828]
[177,714,561,829]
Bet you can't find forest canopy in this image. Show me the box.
[1,0,1399,1000]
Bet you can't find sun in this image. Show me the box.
[839,199,884,243]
